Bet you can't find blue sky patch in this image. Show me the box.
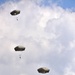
[37,0,75,10]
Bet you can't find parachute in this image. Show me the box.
[14,45,25,51]
[37,67,50,74]
[10,10,20,21]
[14,45,25,59]
[10,10,20,16]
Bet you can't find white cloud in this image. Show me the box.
[0,0,75,75]
[64,66,75,75]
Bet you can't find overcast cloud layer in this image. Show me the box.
[0,0,75,75]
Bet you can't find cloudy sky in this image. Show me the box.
[0,0,75,75]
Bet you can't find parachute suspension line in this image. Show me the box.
[19,54,21,59]
[16,17,18,21]
[19,52,22,59]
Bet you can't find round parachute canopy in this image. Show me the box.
[10,10,20,16]
[37,67,50,74]
[14,46,25,51]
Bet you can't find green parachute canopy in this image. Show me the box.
[14,45,25,51]
[10,10,20,16]
[37,67,50,74]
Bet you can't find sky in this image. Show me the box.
[0,0,75,75]
[0,0,75,9]
[38,0,75,10]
